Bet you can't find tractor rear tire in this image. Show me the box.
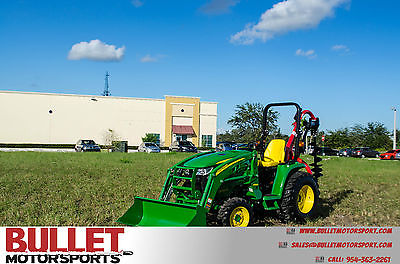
[279,171,319,223]
[217,197,253,227]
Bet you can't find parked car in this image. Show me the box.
[351,147,380,158]
[315,147,339,156]
[75,139,101,152]
[216,142,235,152]
[339,148,354,157]
[379,149,400,160]
[138,142,160,153]
[233,143,251,150]
[169,141,197,152]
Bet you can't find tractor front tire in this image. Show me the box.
[279,171,319,223]
[217,197,253,227]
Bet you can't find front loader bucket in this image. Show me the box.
[117,197,206,226]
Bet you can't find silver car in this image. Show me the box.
[138,142,160,153]
[75,139,101,152]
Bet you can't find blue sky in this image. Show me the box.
[1,0,399,133]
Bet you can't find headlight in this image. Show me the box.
[196,167,214,176]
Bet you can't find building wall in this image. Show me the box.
[165,96,200,147]
[0,91,218,147]
[0,91,165,146]
[200,102,218,147]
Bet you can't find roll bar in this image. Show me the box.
[260,102,302,161]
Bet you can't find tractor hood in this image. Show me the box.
[182,150,251,168]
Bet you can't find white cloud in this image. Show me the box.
[231,0,350,45]
[295,49,317,59]
[140,54,158,63]
[200,0,240,15]
[131,0,143,8]
[68,39,125,61]
[332,44,350,52]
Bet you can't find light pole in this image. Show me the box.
[392,107,397,150]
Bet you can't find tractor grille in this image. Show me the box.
[171,167,199,205]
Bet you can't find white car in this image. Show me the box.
[138,142,160,153]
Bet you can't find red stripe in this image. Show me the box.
[297,158,312,174]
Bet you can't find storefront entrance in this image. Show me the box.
[175,134,188,141]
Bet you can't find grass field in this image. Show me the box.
[0,152,399,226]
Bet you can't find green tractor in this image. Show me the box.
[118,102,322,227]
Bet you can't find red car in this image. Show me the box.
[379,149,400,160]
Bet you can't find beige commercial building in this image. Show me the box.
[0,91,217,147]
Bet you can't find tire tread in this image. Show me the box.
[278,171,319,223]
[217,197,253,226]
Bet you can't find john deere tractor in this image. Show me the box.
[118,102,322,226]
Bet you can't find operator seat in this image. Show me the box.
[258,139,286,167]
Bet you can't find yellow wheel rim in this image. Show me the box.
[229,206,250,227]
[297,185,314,214]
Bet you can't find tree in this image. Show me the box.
[325,128,351,149]
[103,129,121,150]
[226,102,279,143]
[349,124,365,147]
[321,122,391,150]
[216,130,240,142]
[363,122,391,150]
[271,128,289,141]
[142,133,159,144]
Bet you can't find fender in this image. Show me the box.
[270,162,306,198]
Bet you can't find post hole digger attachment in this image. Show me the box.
[118,102,322,226]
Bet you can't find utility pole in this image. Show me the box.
[392,107,397,150]
[103,71,111,96]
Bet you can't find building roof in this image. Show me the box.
[0,90,218,103]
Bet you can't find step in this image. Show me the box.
[263,195,280,201]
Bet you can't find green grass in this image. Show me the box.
[0,152,399,226]
[310,156,400,226]
[0,152,189,226]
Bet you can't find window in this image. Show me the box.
[202,135,213,147]
[176,134,187,141]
